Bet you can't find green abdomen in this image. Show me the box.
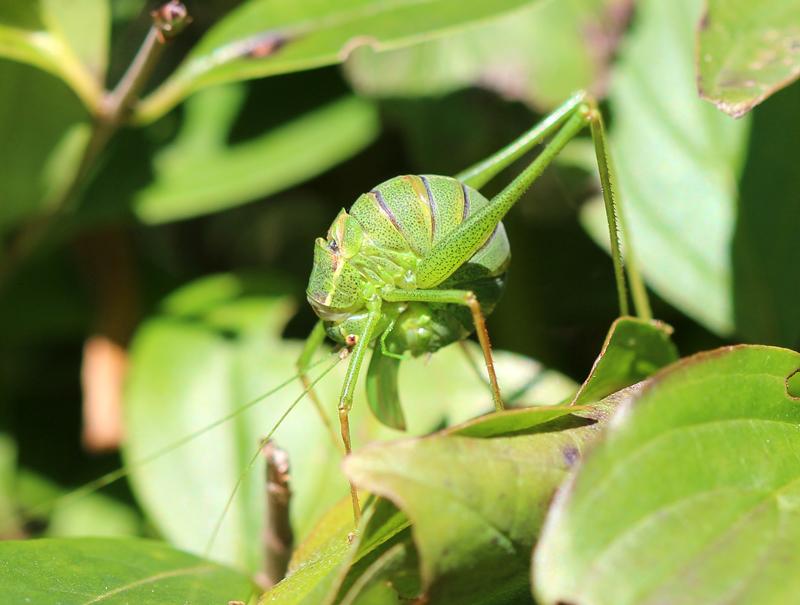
[351,175,510,356]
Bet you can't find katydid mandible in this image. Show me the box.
[299,90,628,522]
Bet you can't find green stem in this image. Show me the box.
[618,201,652,320]
[588,111,629,317]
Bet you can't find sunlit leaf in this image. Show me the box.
[444,406,579,438]
[135,0,545,123]
[581,0,751,336]
[262,498,414,605]
[0,0,108,110]
[534,345,800,605]
[344,393,626,604]
[135,87,380,224]
[344,0,628,111]
[697,0,800,118]
[0,537,253,605]
[572,317,678,406]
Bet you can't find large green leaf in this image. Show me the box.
[344,0,627,111]
[0,537,253,604]
[135,0,544,123]
[135,87,379,224]
[697,0,800,118]
[343,394,625,604]
[0,0,108,110]
[124,273,574,575]
[534,345,800,605]
[581,0,750,336]
[0,59,91,236]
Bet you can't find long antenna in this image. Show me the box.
[202,352,344,560]
[18,351,337,527]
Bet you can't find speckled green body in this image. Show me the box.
[307,174,510,357]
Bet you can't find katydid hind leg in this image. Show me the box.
[456,91,587,190]
[416,109,590,291]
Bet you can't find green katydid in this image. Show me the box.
[23,90,630,561]
[298,89,629,522]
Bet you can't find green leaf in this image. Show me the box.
[572,317,679,407]
[581,0,751,336]
[732,80,800,347]
[697,0,800,118]
[134,89,380,224]
[260,497,414,605]
[343,395,626,604]
[0,59,91,236]
[0,0,109,110]
[445,406,579,438]
[123,273,572,574]
[0,537,253,605]
[534,345,800,605]
[135,0,545,123]
[344,0,627,111]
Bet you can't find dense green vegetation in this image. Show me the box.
[1,0,800,603]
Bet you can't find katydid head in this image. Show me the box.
[306,237,365,323]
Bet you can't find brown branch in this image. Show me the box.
[262,440,294,589]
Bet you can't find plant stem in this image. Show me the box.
[262,440,293,589]
[589,110,629,318]
[618,202,653,321]
[0,1,190,290]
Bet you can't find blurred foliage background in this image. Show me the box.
[1,0,799,584]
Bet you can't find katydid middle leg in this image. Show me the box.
[382,288,503,410]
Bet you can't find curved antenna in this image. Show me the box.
[18,351,337,528]
[202,352,344,560]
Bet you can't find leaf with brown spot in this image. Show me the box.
[343,392,630,604]
[535,345,800,605]
[697,0,800,118]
